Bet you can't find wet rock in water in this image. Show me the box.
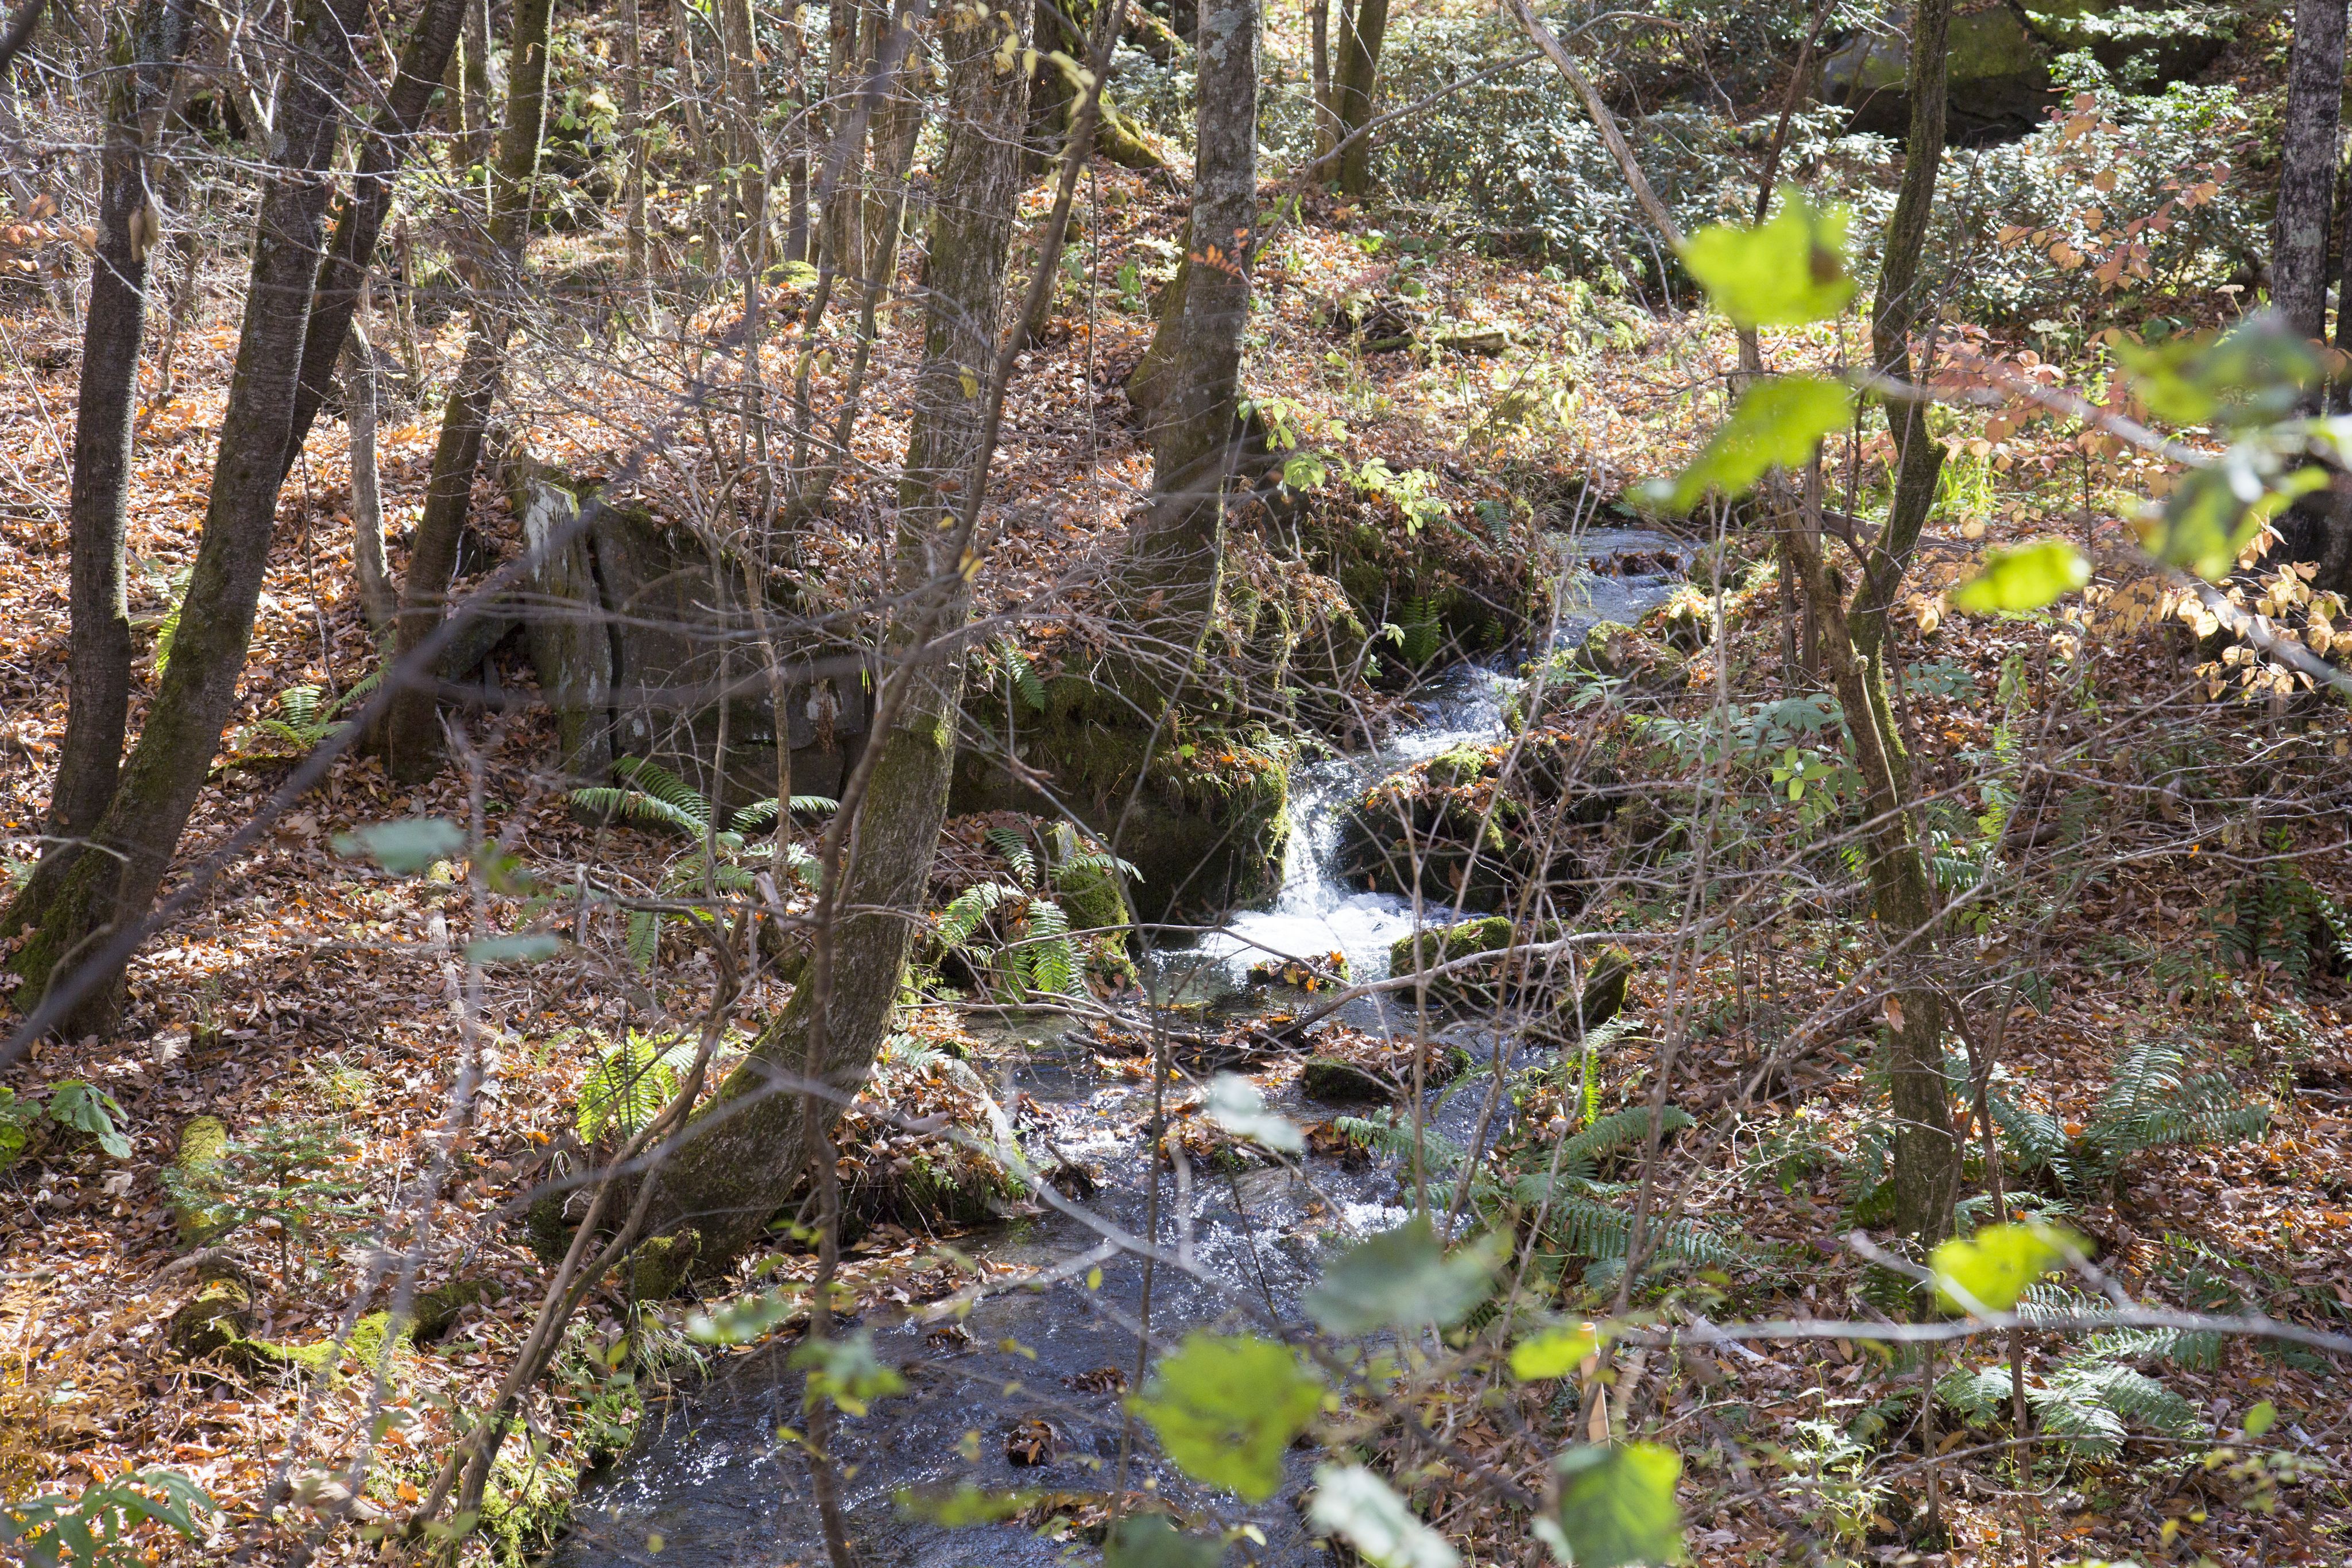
[1245,950,1351,991]
[1556,620,1688,698]
[1302,1056,1394,1104]
[1388,919,1633,1028]
[1643,587,1713,653]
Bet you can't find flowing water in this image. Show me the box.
[558,531,1684,1568]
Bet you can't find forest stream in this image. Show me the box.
[556,530,1686,1567]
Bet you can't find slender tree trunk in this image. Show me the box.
[716,0,767,255]
[2276,0,2347,345]
[1848,0,1952,695]
[635,5,1030,1272]
[3,0,196,940]
[1328,0,1385,195]
[277,0,467,479]
[1124,0,1255,657]
[376,0,555,782]
[9,0,372,1035]
[346,291,393,633]
[783,2,811,264]
[1775,506,1958,1245]
[620,0,648,279]
[1310,0,1333,158]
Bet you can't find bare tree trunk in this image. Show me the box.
[9,0,372,1035]
[635,2,1032,1273]
[1310,0,1333,158]
[277,0,468,477]
[3,0,196,941]
[2276,0,2347,344]
[716,0,767,255]
[1124,0,1255,655]
[1328,0,1385,195]
[376,0,555,782]
[346,289,393,634]
[620,0,649,279]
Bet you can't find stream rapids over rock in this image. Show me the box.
[558,529,1686,1567]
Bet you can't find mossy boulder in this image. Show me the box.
[1825,2,2055,138]
[629,1230,701,1300]
[168,1275,253,1361]
[1388,916,1538,1003]
[1575,943,1634,1031]
[1560,621,1686,698]
[1302,1057,1392,1104]
[411,1277,499,1341]
[169,1280,412,1384]
[2015,0,2229,79]
[950,676,1290,923]
[1423,744,1492,790]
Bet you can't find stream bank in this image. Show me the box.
[556,528,1685,1567]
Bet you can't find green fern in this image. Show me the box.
[983,826,1039,886]
[1943,1284,2209,1464]
[726,794,841,834]
[1395,595,1442,668]
[988,636,1047,711]
[1991,1039,2267,1198]
[576,1031,697,1144]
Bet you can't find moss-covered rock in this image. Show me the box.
[168,1276,253,1361]
[1561,620,1687,696]
[1575,943,1634,1031]
[1423,744,1492,790]
[629,1230,700,1301]
[1824,2,2055,137]
[1388,916,1538,1004]
[411,1277,499,1341]
[950,676,1291,923]
[1302,1056,1392,1104]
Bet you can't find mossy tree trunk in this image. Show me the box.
[636,11,1031,1272]
[1328,0,1388,195]
[3,0,195,941]
[7,0,372,1035]
[1123,0,1255,670]
[376,0,555,783]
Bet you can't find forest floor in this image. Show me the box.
[1,157,2349,1567]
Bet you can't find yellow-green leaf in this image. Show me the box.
[1547,1443,1685,1567]
[1928,1222,2080,1314]
[1678,194,1855,329]
[1657,375,1854,512]
[1948,540,2091,614]
[1509,1324,1600,1382]
[1129,1333,1324,1501]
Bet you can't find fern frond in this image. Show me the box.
[1020,899,1081,995]
[1935,1365,2013,1426]
[994,637,1047,711]
[577,1033,678,1143]
[1053,847,1143,884]
[612,757,713,829]
[1334,1113,1467,1174]
[984,827,1039,888]
[728,795,840,834]
[1559,1105,1692,1170]
[625,909,661,970]
[279,685,323,729]
[572,786,708,835]
[939,881,1015,948]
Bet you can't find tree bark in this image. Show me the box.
[1328,0,1386,195]
[1124,0,1255,657]
[1848,0,1952,696]
[2,0,196,941]
[376,0,555,783]
[1310,0,1333,158]
[277,0,467,480]
[635,7,1030,1271]
[2276,0,2347,346]
[346,296,393,633]
[1775,503,1958,1245]
[620,0,649,278]
[9,0,372,1035]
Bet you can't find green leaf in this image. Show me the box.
[1929,1221,2080,1314]
[1948,540,2091,614]
[686,1288,799,1346]
[1306,1215,1501,1336]
[1104,1513,1228,1568]
[333,817,466,874]
[1550,1444,1685,1568]
[462,933,564,966]
[1510,1323,1602,1381]
[44,1081,131,1160]
[2116,318,2318,430]
[1309,1465,1460,1568]
[2139,456,2324,581]
[790,1331,907,1417]
[1202,1073,1303,1155]
[2243,1399,2277,1439]
[1678,195,1855,328]
[895,1484,1040,1528]
[1129,1332,1324,1501]
[1655,376,1852,512]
